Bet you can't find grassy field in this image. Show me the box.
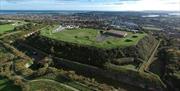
[0,21,27,34]
[41,26,147,49]
[0,77,21,91]
[39,74,93,91]
[28,79,74,91]
[0,24,15,34]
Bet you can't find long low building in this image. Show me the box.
[105,30,128,37]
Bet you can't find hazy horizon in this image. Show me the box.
[0,0,180,11]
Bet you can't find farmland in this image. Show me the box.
[40,26,147,48]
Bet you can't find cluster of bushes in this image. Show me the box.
[0,21,12,25]
[23,34,158,67]
[12,76,29,91]
[24,35,110,67]
[158,44,179,74]
[35,67,116,91]
[0,76,24,91]
[0,64,29,91]
[61,70,116,91]
[52,56,165,90]
[28,63,57,79]
[162,47,180,90]
[15,59,34,77]
[0,31,27,43]
[0,64,12,77]
[0,48,16,63]
[13,23,44,32]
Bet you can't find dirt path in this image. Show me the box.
[30,79,80,91]
[139,40,161,72]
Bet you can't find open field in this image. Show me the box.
[40,26,147,48]
[38,73,93,91]
[0,77,21,91]
[0,24,15,34]
[28,79,76,91]
[0,21,27,34]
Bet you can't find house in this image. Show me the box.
[131,30,139,33]
[52,25,79,33]
[105,30,128,37]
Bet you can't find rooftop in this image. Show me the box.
[105,30,128,37]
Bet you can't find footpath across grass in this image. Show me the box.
[38,73,93,91]
[40,26,147,49]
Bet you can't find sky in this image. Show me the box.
[0,0,180,11]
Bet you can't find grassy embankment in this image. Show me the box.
[28,79,75,91]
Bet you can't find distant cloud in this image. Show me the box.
[1,0,180,11]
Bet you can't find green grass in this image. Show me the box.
[40,25,147,49]
[12,21,27,26]
[38,73,93,91]
[120,64,138,71]
[29,80,74,91]
[0,77,21,91]
[0,21,27,34]
[0,24,15,34]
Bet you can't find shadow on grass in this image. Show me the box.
[0,77,21,91]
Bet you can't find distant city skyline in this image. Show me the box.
[0,0,180,11]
